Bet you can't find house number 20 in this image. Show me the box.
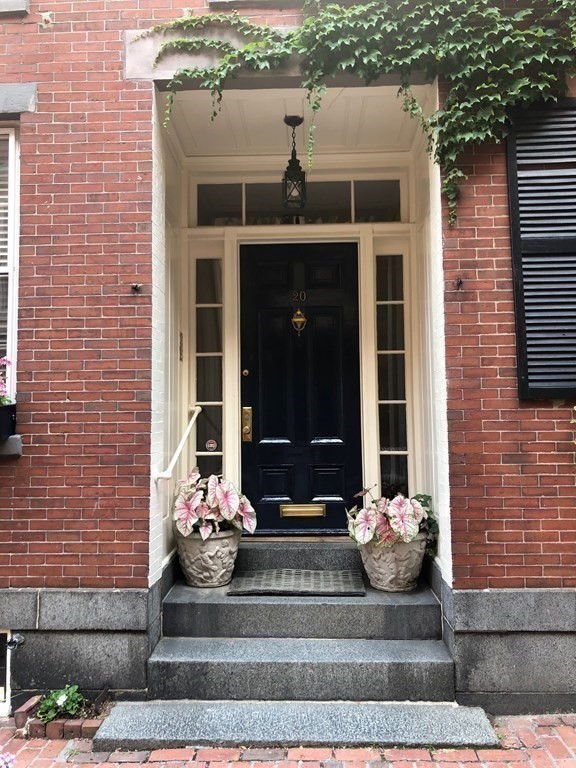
[292,290,307,302]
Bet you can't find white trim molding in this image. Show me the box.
[0,128,20,398]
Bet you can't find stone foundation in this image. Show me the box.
[428,561,576,714]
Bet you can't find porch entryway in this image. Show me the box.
[138,78,467,741]
[154,81,451,566]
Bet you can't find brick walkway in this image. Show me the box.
[1,715,575,768]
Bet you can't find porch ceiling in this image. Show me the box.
[163,84,433,159]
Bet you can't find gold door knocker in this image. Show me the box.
[291,308,307,336]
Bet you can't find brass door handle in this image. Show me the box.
[242,407,252,442]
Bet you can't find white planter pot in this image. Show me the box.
[360,531,427,592]
[175,528,241,588]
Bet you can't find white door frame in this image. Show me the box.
[188,223,417,498]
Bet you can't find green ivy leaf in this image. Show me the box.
[149,0,576,224]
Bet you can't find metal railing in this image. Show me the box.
[154,405,202,484]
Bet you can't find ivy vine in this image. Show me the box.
[145,0,576,222]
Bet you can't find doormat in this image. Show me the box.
[227,568,366,596]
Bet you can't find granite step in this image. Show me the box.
[93,700,498,750]
[162,582,442,640]
[147,637,454,701]
[235,540,362,571]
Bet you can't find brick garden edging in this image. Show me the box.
[13,696,103,740]
[1,711,576,768]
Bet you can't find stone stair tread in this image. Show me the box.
[235,540,362,572]
[150,636,453,663]
[165,580,439,607]
[148,637,454,700]
[94,700,499,750]
[162,582,442,640]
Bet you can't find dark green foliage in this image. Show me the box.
[36,684,85,724]
[149,1,576,222]
[412,493,438,556]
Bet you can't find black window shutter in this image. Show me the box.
[507,100,576,399]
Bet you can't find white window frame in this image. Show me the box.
[0,127,19,399]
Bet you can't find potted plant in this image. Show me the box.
[347,488,437,592]
[0,357,16,441]
[173,468,256,587]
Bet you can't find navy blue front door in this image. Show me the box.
[240,243,363,534]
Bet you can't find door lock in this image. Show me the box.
[241,407,252,442]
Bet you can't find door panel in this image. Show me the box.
[240,242,362,533]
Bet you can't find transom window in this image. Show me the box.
[197,180,401,226]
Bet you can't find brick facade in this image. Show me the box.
[0,1,161,589]
[444,143,576,590]
[0,1,303,590]
[0,1,574,593]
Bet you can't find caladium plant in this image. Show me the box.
[347,487,437,551]
[174,468,256,540]
[0,357,14,405]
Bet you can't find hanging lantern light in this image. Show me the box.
[282,115,306,209]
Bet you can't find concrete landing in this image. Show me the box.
[94,700,499,750]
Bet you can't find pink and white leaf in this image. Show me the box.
[375,497,389,514]
[410,497,426,524]
[188,490,204,511]
[388,495,419,542]
[195,503,210,519]
[238,499,257,533]
[346,507,358,536]
[352,507,377,545]
[174,493,199,537]
[199,519,214,540]
[353,486,375,498]
[374,514,400,547]
[216,479,240,520]
[187,467,201,485]
[206,474,219,507]
[229,516,243,530]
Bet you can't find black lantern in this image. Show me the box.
[282,115,306,209]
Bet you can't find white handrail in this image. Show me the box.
[154,405,202,483]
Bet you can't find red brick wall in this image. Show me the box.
[0,1,160,589]
[1,2,573,590]
[443,143,576,590]
[0,1,302,589]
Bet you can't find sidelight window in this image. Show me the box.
[376,254,408,497]
[194,257,223,476]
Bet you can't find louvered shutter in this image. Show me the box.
[507,101,576,399]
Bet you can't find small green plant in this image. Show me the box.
[36,684,85,724]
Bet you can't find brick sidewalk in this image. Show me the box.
[1,714,575,768]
